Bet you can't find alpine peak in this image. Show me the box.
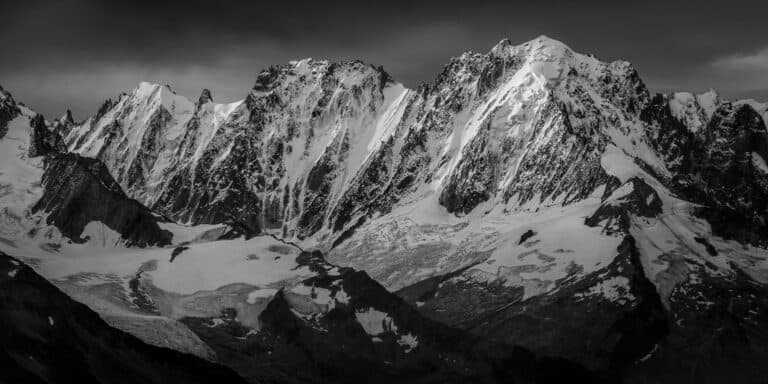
[197,88,213,107]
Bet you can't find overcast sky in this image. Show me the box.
[2,0,767,119]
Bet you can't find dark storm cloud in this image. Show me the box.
[2,0,767,118]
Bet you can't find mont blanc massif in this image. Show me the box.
[1,36,767,384]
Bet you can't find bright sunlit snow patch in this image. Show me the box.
[752,152,768,174]
[80,221,124,248]
[354,307,398,335]
[397,333,419,353]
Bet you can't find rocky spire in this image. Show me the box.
[196,88,213,109]
[0,85,19,139]
[28,114,66,157]
[62,109,75,125]
[94,98,116,122]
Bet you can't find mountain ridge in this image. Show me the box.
[1,35,767,383]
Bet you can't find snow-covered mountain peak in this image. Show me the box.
[490,35,568,54]
[445,35,639,101]
[133,81,195,116]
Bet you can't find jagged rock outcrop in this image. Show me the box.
[28,114,66,157]
[196,88,213,107]
[32,153,172,247]
[643,95,768,245]
[51,109,77,139]
[586,177,663,234]
[0,86,19,139]
[684,104,768,245]
[0,89,171,249]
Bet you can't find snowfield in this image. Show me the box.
[3,232,310,296]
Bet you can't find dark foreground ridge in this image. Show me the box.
[0,251,247,384]
[180,249,605,384]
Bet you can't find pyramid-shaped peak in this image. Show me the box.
[61,109,75,124]
[132,81,194,114]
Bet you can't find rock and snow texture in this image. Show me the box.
[668,90,720,132]
[2,35,768,382]
[54,35,768,300]
[64,37,639,244]
[65,66,407,239]
[0,87,171,249]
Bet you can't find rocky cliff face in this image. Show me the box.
[0,87,171,248]
[643,96,768,245]
[0,86,20,139]
[65,37,655,245]
[65,64,403,239]
[33,153,172,247]
[28,114,67,158]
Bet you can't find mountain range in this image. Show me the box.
[1,35,767,383]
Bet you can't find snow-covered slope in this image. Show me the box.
[0,90,52,245]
